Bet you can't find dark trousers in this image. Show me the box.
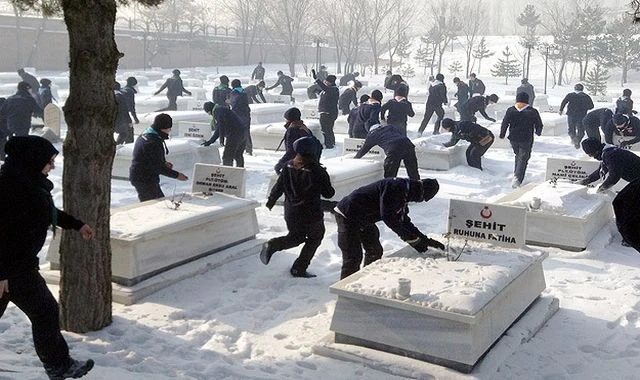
[222,138,247,167]
[335,214,384,279]
[466,133,494,170]
[567,114,585,142]
[419,105,445,134]
[584,124,601,142]
[268,219,325,272]
[131,180,165,202]
[319,112,337,148]
[0,270,70,368]
[384,146,420,180]
[0,129,7,160]
[510,140,533,183]
[156,96,178,112]
[116,125,134,145]
[238,115,252,155]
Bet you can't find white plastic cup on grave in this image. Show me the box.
[397,278,411,300]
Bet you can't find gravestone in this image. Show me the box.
[342,137,385,160]
[178,121,213,141]
[545,157,600,183]
[43,103,62,138]
[191,163,246,198]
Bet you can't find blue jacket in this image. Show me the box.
[585,145,640,190]
[355,124,414,158]
[352,102,381,138]
[500,104,543,143]
[129,128,180,183]
[0,89,40,136]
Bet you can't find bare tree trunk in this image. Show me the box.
[26,18,48,67]
[59,0,118,332]
[12,5,23,67]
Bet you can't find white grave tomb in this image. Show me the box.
[301,99,319,119]
[111,138,221,180]
[249,103,291,124]
[493,181,613,251]
[47,192,259,288]
[264,93,293,104]
[329,245,552,373]
[413,134,468,170]
[250,120,323,150]
[191,163,246,198]
[342,137,385,160]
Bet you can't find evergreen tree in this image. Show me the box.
[448,60,463,76]
[583,64,609,97]
[472,37,494,75]
[595,16,640,85]
[491,46,521,85]
[414,37,434,75]
[517,4,541,78]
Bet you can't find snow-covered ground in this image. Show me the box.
[2,52,640,379]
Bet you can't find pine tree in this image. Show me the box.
[472,37,494,75]
[414,39,434,75]
[448,60,463,76]
[583,64,610,97]
[491,46,521,85]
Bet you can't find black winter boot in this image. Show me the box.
[44,357,94,380]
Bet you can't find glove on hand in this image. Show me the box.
[311,69,317,80]
[535,130,542,136]
[409,238,431,253]
[426,238,445,250]
[202,141,211,147]
[265,199,276,210]
[579,178,590,186]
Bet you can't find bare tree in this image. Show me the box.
[221,0,264,65]
[321,0,367,74]
[458,0,485,78]
[383,0,417,72]
[136,4,173,69]
[428,0,463,74]
[362,0,395,74]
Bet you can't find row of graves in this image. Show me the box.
[35,71,636,377]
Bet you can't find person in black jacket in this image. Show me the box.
[499,92,543,188]
[352,90,383,138]
[602,113,640,148]
[612,178,640,252]
[153,69,192,111]
[0,81,41,136]
[251,62,265,81]
[262,136,335,278]
[266,71,294,96]
[468,73,485,96]
[129,114,188,201]
[274,107,314,174]
[380,84,415,136]
[559,83,594,148]
[312,69,339,148]
[348,94,369,138]
[441,118,494,170]
[580,138,640,192]
[202,102,248,167]
[245,81,266,104]
[228,79,253,155]
[453,77,469,112]
[615,89,635,117]
[418,73,448,135]
[114,82,133,145]
[0,136,95,380]
[582,108,613,142]
[38,78,55,115]
[339,72,359,87]
[122,76,140,126]
[458,94,498,123]
[212,75,232,107]
[334,178,444,279]
[355,123,420,180]
[338,80,362,115]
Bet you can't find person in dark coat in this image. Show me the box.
[17,68,41,108]
[312,69,339,148]
[380,84,415,136]
[0,81,41,136]
[355,123,420,180]
[352,90,383,138]
[334,178,444,279]
[212,75,232,106]
[453,77,470,112]
[602,113,640,147]
[37,78,55,116]
[516,78,535,106]
[266,71,294,96]
[0,135,96,380]
[339,72,359,87]
[580,138,640,192]
[418,73,448,135]
[114,82,133,145]
[245,81,266,104]
[338,80,362,115]
[316,65,329,82]
[261,136,335,278]
[0,97,7,160]
[228,79,253,155]
[559,83,594,148]
[458,94,498,123]
[384,70,394,91]
[348,94,369,138]
[441,118,494,170]
[612,178,640,252]
[582,108,613,142]
[153,69,192,111]
[468,73,485,96]
[499,92,543,188]
[306,83,322,99]
[251,62,265,81]
[615,89,635,117]
[274,107,313,174]
[122,76,140,125]
[202,102,248,168]
[129,113,188,201]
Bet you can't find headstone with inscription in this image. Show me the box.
[191,163,246,198]
[545,157,600,183]
[342,137,385,160]
[178,121,213,141]
[135,111,212,136]
[43,103,62,137]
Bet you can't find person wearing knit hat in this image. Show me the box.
[262,135,335,278]
[202,102,248,168]
[122,76,139,126]
[334,177,445,279]
[602,112,640,147]
[38,78,56,114]
[380,83,415,136]
[0,81,42,136]
[153,69,191,111]
[580,137,640,192]
[129,113,188,201]
[347,94,370,138]
[0,135,96,379]
[516,78,536,106]
[311,68,340,148]
[500,90,544,188]
[559,83,594,148]
[274,107,313,174]
[351,89,383,138]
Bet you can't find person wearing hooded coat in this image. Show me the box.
[579,138,640,192]
[582,108,613,142]
[0,81,41,136]
[0,136,96,379]
[499,92,543,188]
[612,178,640,252]
[441,118,494,170]
[334,178,445,279]
[202,102,247,167]
[559,83,594,148]
[129,113,188,201]
[261,136,335,278]
[274,107,313,174]
[602,113,640,147]
[354,123,420,180]
[153,69,192,112]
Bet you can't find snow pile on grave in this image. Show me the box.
[343,246,544,315]
[500,181,601,217]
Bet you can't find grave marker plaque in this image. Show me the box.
[192,163,246,198]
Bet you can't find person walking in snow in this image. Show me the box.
[274,107,314,174]
[251,62,265,81]
[453,77,469,113]
[261,136,335,278]
[266,71,294,96]
[0,135,96,380]
[312,69,339,149]
[418,73,448,135]
[516,78,535,107]
[228,79,253,155]
[202,102,248,168]
[441,118,494,171]
[559,83,594,149]
[153,69,192,112]
[338,80,362,115]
